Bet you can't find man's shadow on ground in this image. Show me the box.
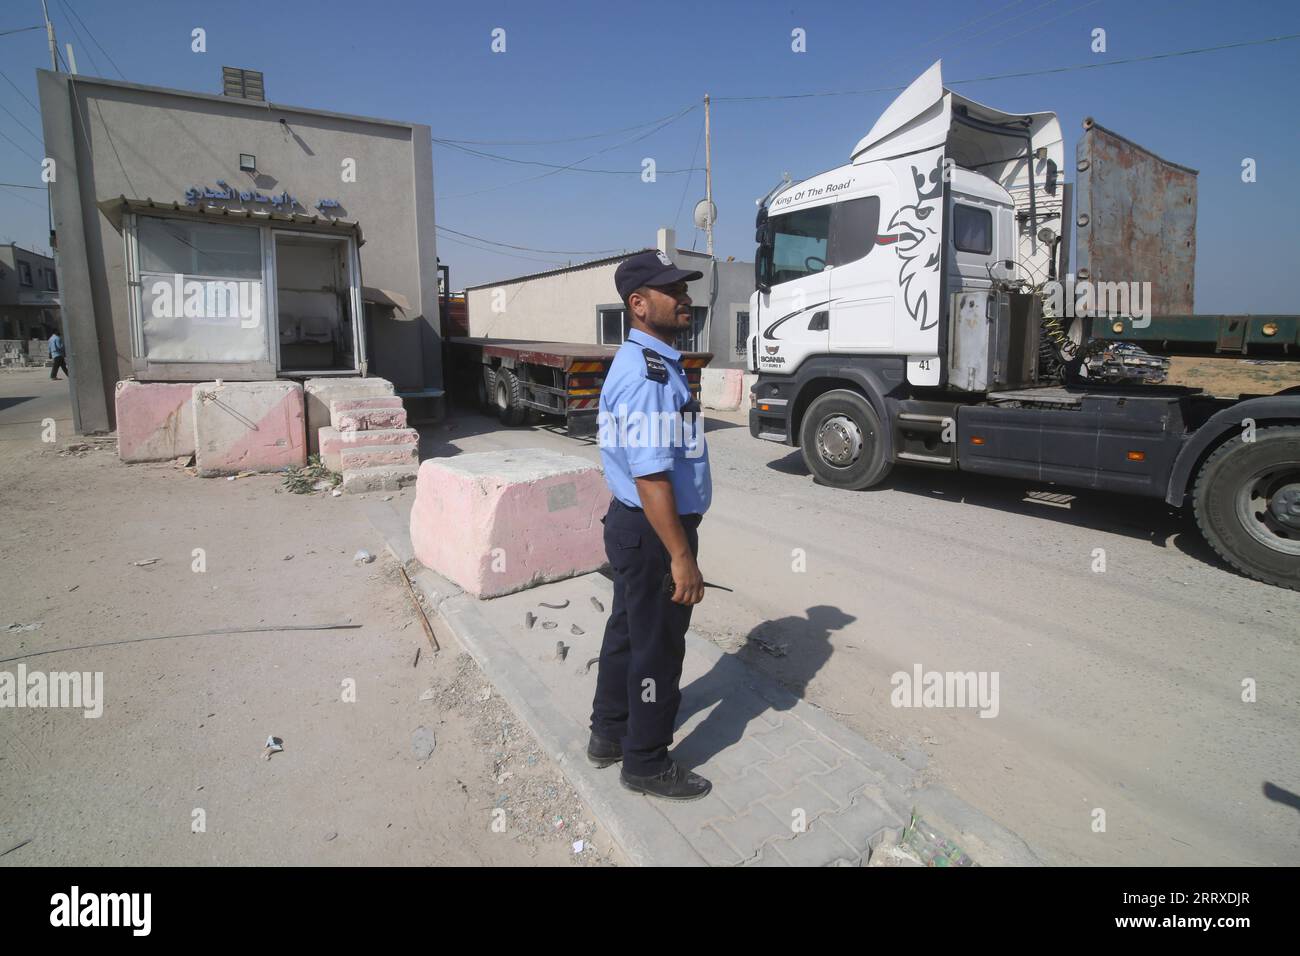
[671,605,855,769]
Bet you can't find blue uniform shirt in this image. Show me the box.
[49,333,63,358]
[598,328,711,515]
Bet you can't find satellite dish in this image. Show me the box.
[692,199,717,230]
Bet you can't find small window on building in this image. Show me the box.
[953,204,993,255]
[675,307,707,353]
[734,309,750,357]
[598,307,628,345]
[18,262,33,287]
[45,268,57,291]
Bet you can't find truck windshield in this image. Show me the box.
[768,206,831,285]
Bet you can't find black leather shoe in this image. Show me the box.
[620,761,712,801]
[586,733,623,768]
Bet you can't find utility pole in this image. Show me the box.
[40,0,59,71]
[703,93,713,257]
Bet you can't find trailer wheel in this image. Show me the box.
[1192,425,1300,591]
[475,367,499,413]
[799,389,892,490]
[495,369,528,426]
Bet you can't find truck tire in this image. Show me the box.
[476,367,496,410]
[495,368,528,426]
[1192,425,1300,590]
[799,389,892,490]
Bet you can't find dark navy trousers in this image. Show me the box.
[589,498,702,776]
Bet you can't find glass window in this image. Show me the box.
[675,307,707,353]
[734,309,750,357]
[829,196,881,265]
[953,204,993,255]
[137,217,262,279]
[45,268,58,291]
[18,262,33,286]
[598,308,627,345]
[768,205,831,286]
[134,216,267,363]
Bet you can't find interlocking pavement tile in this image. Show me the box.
[691,824,747,867]
[712,803,789,859]
[714,766,785,815]
[795,737,846,770]
[745,844,791,867]
[807,761,874,809]
[823,789,903,855]
[656,786,733,836]
[772,819,862,867]
[708,734,778,779]
[757,744,834,793]
[760,778,841,826]
[748,717,815,758]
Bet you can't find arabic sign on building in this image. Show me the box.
[184,181,343,214]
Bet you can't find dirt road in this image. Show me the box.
[0,370,621,866]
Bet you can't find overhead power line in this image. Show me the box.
[59,0,126,80]
[0,69,40,113]
[436,225,623,256]
[712,32,1300,101]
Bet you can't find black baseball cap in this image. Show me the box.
[614,250,703,301]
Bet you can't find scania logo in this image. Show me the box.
[765,345,780,355]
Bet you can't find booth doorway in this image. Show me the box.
[274,233,361,373]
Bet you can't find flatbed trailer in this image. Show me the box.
[447,336,712,437]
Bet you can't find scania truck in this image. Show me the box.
[746,62,1299,590]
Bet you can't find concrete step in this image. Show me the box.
[339,442,418,471]
[329,395,405,430]
[319,426,419,472]
[341,462,418,494]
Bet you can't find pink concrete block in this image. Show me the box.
[701,368,744,411]
[340,443,418,470]
[192,380,306,476]
[337,408,407,432]
[410,449,609,598]
[328,396,404,430]
[115,380,196,462]
[319,425,418,472]
[304,377,395,454]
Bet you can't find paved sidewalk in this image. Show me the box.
[366,498,1041,867]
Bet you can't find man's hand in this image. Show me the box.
[668,552,705,605]
[635,473,705,606]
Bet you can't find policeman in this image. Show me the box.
[587,249,713,801]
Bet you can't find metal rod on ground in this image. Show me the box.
[398,565,441,653]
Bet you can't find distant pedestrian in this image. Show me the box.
[48,330,68,380]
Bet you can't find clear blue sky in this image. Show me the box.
[1,0,1297,311]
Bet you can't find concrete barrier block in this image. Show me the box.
[342,463,418,494]
[339,443,418,471]
[328,396,404,430]
[701,368,745,411]
[303,377,395,454]
[410,448,609,598]
[192,380,306,477]
[335,405,407,432]
[319,425,419,472]
[115,380,196,462]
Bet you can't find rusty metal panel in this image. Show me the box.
[1074,120,1198,315]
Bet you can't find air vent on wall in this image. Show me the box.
[222,67,265,101]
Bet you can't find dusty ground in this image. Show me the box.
[0,369,622,867]
[1165,355,1300,396]
[427,388,1300,868]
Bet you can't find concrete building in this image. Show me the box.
[0,244,61,365]
[37,67,441,433]
[464,228,754,370]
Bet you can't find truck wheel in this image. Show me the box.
[1192,425,1300,590]
[476,368,495,410]
[799,389,892,490]
[495,369,528,426]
